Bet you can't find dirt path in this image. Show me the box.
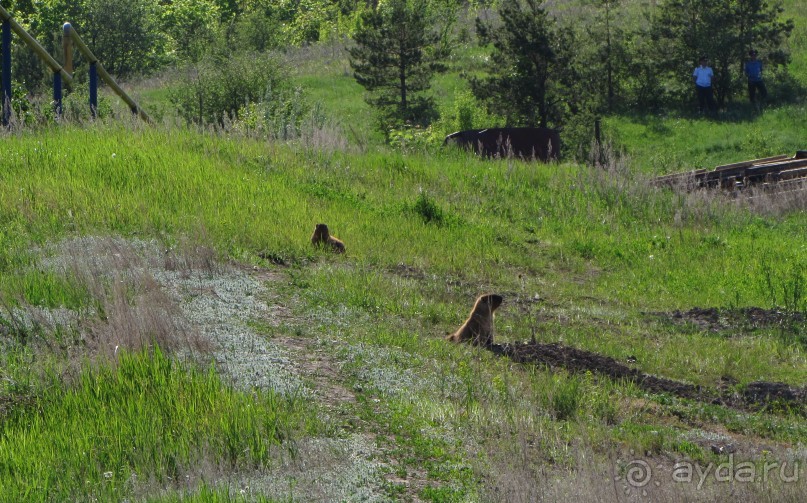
[32,236,396,502]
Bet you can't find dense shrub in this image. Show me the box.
[168,52,288,126]
[233,86,318,140]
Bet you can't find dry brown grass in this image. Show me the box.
[739,182,807,216]
[51,235,216,360]
[478,434,806,503]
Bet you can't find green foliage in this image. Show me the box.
[471,0,572,128]
[432,89,502,137]
[412,191,447,226]
[233,86,319,140]
[5,82,36,125]
[651,0,794,107]
[387,123,439,152]
[168,52,288,126]
[74,0,169,78]
[0,347,318,502]
[760,260,806,313]
[569,0,632,113]
[281,0,340,45]
[349,0,448,131]
[62,88,114,122]
[0,269,91,311]
[227,8,285,52]
[548,373,582,421]
[158,0,222,62]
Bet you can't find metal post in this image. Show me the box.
[89,61,97,118]
[2,19,11,126]
[594,117,603,167]
[53,71,62,119]
[594,117,602,147]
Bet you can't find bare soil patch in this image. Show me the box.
[654,306,805,333]
[488,341,806,415]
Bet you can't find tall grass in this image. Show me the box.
[1,21,806,496]
[0,347,318,503]
[2,125,804,312]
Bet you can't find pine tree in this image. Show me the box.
[348,0,446,130]
[652,0,793,107]
[469,0,570,128]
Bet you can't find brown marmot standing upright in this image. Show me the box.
[311,223,345,253]
[446,294,503,347]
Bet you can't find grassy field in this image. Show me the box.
[0,121,804,501]
[1,2,806,502]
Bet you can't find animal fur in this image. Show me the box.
[446,294,503,347]
[311,223,345,253]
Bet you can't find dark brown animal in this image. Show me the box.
[443,127,560,161]
[311,223,345,253]
[446,294,503,347]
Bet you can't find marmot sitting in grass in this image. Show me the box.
[311,223,345,253]
[446,294,503,347]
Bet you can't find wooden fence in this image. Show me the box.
[0,5,149,125]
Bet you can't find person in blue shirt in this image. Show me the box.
[744,49,767,104]
[692,56,717,114]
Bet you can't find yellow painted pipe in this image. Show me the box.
[63,23,150,123]
[0,5,72,84]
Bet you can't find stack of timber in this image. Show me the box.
[653,151,807,193]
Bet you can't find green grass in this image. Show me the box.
[604,105,807,174]
[0,347,319,502]
[0,1,806,500]
[0,111,805,500]
[3,126,804,309]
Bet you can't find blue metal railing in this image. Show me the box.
[0,5,148,126]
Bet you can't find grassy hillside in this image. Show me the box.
[0,122,804,501]
[1,1,806,502]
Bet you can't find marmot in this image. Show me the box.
[446,294,503,347]
[311,223,345,253]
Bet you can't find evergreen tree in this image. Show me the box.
[652,0,793,107]
[469,0,570,128]
[348,0,447,130]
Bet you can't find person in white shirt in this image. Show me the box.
[692,56,717,114]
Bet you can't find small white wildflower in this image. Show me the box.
[103,471,113,479]
[649,255,655,260]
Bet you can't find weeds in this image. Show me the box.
[761,260,807,313]
[0,347,319,502]
[413,191,447,226]
[0,95,804,501]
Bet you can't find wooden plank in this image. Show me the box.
[703,158,807,184]
[703,166,745,181]
[746,158,807,175]
[714,154,790,171]
[64,24,150,123]
[651,153,807,191]
[0,5,72,84]
[652,169,707,183]
[776,166,807,180]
